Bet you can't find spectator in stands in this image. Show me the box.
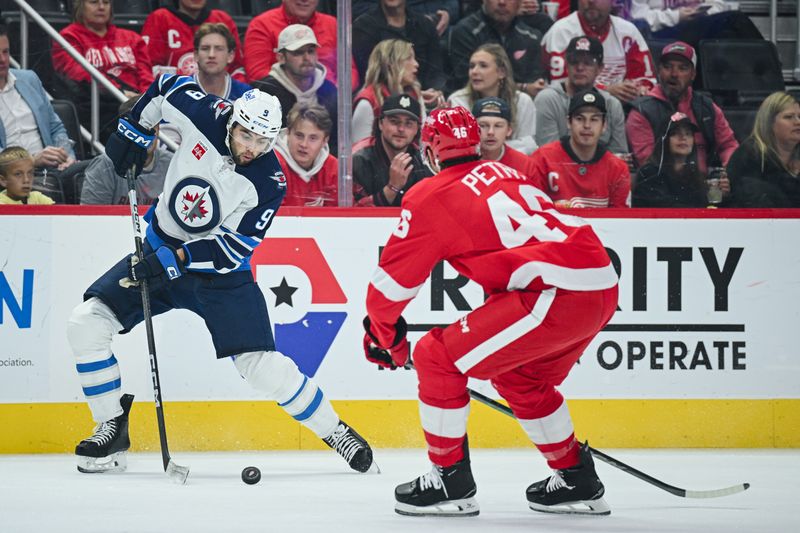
[0,26,77,171]
[245,0,358,88]
[727,92,800,208]
[353,0,446,101]
[354,0,460,36]
[535,35,627,153]
[252,25,337,135]
[448,43,537,154]
[53,0,153,140]
[542,0,656,104]
[0,146,54,205]
[352,39,425,144]
[626,41,738,174]
[448,0,547,98]
[141,0,245,80]
[530,88,631,207]
[472,96,537,177]
[353,94,432,206]
[193,24,251,100]
[634,111,729,207]
[518,0,556,34]
[274,103,338,207]
[623,1,762,46]
[81,98,172,205]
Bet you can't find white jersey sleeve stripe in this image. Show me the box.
[419,400,470,439]
[370,266,425,302]
[455,288,557,373]
[518,399,575,445]
[507,261,618,292]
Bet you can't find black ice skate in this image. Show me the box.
[526,441,610,515]
[323,420,375,473]
[395,454,479,517]
[76,394,134,474]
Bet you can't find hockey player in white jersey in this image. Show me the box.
[67,75,374,474]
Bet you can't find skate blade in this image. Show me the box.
[395,497,480,517]
[77,452,127,474]
[366,459,381,474]
[528,496,611,516]
[166,460,190,485]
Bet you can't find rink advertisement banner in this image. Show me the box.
[1,209,799,403]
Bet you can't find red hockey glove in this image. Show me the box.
[363,316,409,370]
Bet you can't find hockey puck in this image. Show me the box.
[241,466,261,485]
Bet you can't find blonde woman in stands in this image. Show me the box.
[351,39,425,145]
[726,92,800,207]
[447,43,537,154]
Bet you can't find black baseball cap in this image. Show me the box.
[665,111,699,135]
[380,94,421,122]
[568,88,606,116]
[471,96,512,122]
[566,35,604,64]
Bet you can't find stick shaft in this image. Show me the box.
[126,169,171,471]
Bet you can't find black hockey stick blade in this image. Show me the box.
[464,387,750,499]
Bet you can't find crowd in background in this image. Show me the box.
[0,0,798,208]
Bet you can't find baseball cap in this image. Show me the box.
[471,97,512,122]
[566,35,603,64]
[276,24,319,52]
[381,94,422,122]
[660,41,697,68]
[568,88,606,116]
[666,111,699,134]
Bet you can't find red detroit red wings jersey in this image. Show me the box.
[529,141,631,208]
[142,9,245,80]
[366,159,618,347]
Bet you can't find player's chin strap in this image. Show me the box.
[390,357,749,499]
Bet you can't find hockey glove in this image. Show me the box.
[363,316,409,370]
[125,245,185,284]
[106,116,155,178]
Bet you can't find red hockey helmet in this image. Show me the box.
[420,106,480,165]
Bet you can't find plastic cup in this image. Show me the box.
[542,2,559,21]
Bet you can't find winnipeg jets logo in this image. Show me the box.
[169,177,220,233]
[181,187,210,222]
[270,171,287,188]
[213,99,232,120]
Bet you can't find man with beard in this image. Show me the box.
[535,36,627,153]
[252,24,337,150]
[626,41,738,173]
[352,94,432,206]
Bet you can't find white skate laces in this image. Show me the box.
[86,420,118,446]
[325,423,362,464]
[546,470,577,493]
[419,465,446,496]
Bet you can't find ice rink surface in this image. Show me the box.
[1,448,796,533]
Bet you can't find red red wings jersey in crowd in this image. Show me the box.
[529,139,631,208]
[141,8,245,80]
[541,11,656,90]
[53,23,153,93]
[366,159,619,347]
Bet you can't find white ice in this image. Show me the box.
[0,449,796,533]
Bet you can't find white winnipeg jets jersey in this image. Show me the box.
[131,75,286,274]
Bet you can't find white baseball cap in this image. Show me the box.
[276,24,319,52]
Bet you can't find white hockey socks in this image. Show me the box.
[67,297,124,423]
[234,351,339,438]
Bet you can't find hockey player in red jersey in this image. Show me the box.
[363,106,619,517]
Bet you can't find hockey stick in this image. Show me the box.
[126,167,190,484]
[464,387,750,499]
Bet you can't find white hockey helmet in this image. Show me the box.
[227,89,283,155]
